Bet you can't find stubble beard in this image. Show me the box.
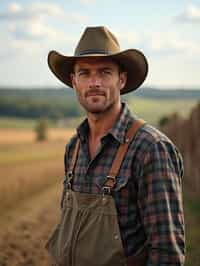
[79,91,120,115]
[77,80,121,115]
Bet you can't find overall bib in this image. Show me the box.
[46,120,147,266]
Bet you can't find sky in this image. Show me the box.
[0,0,200,89]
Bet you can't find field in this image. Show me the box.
[0,126,75,265]
[127,97,197,125]
[0,97,200,266]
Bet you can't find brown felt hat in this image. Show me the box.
[48,26,148,94]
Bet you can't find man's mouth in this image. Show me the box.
[86,90,105,97]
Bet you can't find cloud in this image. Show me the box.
[129,30,200,57]
[0,2,88,25]
[175,5,200,24]
[79,0,96,5]
[0,3,83,64]
[8,2,23,13]
[115,31,142,47]
[114,29,200,58]
[0,1,87,57]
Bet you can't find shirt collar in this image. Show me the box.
[77,102,137,144]
[108,102,136,143]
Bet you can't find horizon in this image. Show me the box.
[1,86,200,91]
[0,1,200,89]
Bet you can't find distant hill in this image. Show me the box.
[0,87,75,102]
[0,86,200,100]
[0,86,199,122]
[0,87,82,119]
[133,87,200,99]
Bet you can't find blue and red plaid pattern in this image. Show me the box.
[63,102,185,265]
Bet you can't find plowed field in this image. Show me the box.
[0,184,60,266]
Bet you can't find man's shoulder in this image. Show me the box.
[65,133,79,153]
[132,122,180,158]
[135,122,172,146]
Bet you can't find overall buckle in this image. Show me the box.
[101,186,112,195]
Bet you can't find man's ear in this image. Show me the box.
[70,73,76,89]
[119,72,127,91]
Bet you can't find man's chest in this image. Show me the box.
[68,138,137,197]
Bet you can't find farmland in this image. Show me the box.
[0,126,74,265]
[0,95,200,265]
[127,97,197,125]
[0,128,74,212]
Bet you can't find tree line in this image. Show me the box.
[0,96,83,119]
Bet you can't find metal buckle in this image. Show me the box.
[105,175,116,187]
[101,186,111,195]
[68,171,73,179]
[63,172,73,190]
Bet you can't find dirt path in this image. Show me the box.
[0,184,62,266]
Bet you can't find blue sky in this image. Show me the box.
[0,0,200,89]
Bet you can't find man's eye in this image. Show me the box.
[79,71,88,76]
[102,70,111,75]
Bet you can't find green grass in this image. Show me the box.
[186,198,200,219]
[0,117,37,128]
[127,97,197,125]
[0,117,59,129]
[184,200,200,265]
[0,116,82,129]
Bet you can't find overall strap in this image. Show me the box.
[68,119,145,188]
[68,138,80,179]
[104,119,145,189]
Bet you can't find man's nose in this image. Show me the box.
[89,73,101,87]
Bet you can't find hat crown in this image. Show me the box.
[74,26,120,56]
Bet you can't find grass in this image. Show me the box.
[128,97,197,125]
[0,127,75,145]
[184,192,200,266]
[185,197,200,219]
[0,117,39,128]
[0,116,83,129]
[0,129,74,214]
[0,141,65,165]
[0,117,65,129]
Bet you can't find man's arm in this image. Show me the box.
[138,140,185,266]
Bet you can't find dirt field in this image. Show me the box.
[0,128,75,145]
[0,184,60,266]
[0,127,73,266]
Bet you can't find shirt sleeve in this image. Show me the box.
[138,140,185,266]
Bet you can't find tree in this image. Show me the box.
[35,118,48,141]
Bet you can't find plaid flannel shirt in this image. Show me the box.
[63,102,185,265]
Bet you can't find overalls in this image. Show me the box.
[46,119,147,266]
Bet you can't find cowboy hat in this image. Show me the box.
[48,26,148,94]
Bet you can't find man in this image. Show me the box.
[46,26,185,266]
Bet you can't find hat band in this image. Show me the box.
[77,49,112,56]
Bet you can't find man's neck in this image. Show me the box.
[87,102,122,140]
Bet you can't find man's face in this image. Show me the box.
[71,57,127,114]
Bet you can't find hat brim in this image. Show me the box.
[48,49,148,94]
